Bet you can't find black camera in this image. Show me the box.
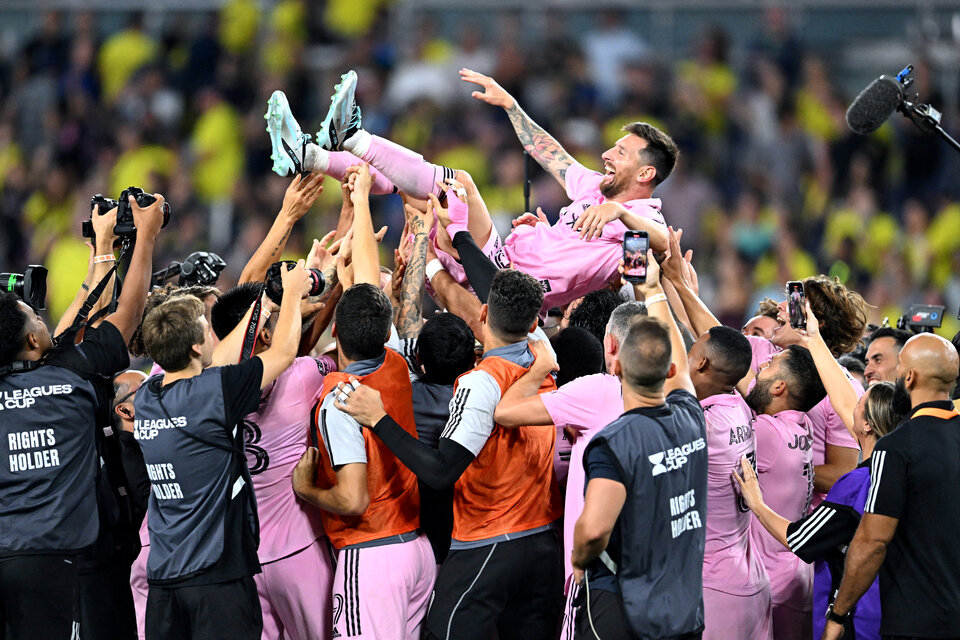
[264,261,324,305]
[82,187,171,241]
[896,304,945,334]
[1,265,48,310]
[152,252,227,288]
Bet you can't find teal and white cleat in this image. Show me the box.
[265,90,310,176]
[317,70,362,151]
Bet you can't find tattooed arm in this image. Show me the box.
[461,68,575,187]
[239,172,325,284]
[396,203,433,339]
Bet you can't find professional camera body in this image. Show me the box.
[1,265,48,310]
[82,186,171,241]
[264,261,324,305]
[897,304,945,334]
[152,252,227,288]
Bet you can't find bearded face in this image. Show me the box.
[746,376,774,414]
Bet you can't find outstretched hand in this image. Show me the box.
[281,172,325,221]
[459,69,516,110]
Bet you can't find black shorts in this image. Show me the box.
[574,586,703,640]
[0,554,78,640]
[145,575,262,640]
[425,529,564,640]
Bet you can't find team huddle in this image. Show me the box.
[2,66,960,640]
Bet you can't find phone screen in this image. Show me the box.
[787,281,806,329]
[624,233,649,282]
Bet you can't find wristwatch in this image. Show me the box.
[825,603,852,624]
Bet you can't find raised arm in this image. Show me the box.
[395,202,432,339]
[798,303,859,438]
[239,172,324,284]
[637,248,695,396]
[256,260,311,388]
[345,164,380,286]
[461,68,575,187]
[660,226,722,338]
[103,195,165,342]
[426,241,484,341]
[55,205,119,336]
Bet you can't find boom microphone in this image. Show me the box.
[845,75,903,135]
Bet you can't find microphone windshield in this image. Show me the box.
[846,75,903,135]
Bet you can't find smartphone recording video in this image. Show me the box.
[623,231,649,284]
[787,281,806,330]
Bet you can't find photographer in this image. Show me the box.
[0,193,166,640]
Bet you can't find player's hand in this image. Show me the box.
[529,338,559,375]
[731,454,763,512]
[390,249,406,306]
[130,193,166,239]
[573,566,585,586]
[333,378,387,427]
[281,172,324,222]
[459,68,516,110]
[306,230,339,271]
[292,447,320,498]
[404,202,433,237]
[347,163,373,197]
[280,259,313,298]
[821,619,845,640]
[428,193,453,230]
[660,226,687,286]
[574,202,624,241]
[635,250,663,299]
[796,301,824,348]
[683,248,699,296]
[512,208,549,228]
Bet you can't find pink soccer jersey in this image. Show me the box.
[501,162,666,311]
[701,392,768,596]
[539,372,623,581]
[807,372,863,507]
[746,335,781,375]
[750,410,814,611]
[246,356,331,561]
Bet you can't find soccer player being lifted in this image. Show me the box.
[265,69,674,312]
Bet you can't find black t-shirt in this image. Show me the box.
[147,358,263,587]
[45,320,130,380]
[864,400,960,637]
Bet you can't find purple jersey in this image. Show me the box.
[501,162,665,311]
[701,392,768,596]
[245,356,333,562]
[751,410,814,610]
[540,372,622,581]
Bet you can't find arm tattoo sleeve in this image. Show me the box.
[398,217,428,339]
[506,103,575,184]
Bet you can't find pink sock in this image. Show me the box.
[355,135,451,199]
[319,150,396,195]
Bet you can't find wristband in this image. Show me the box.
[825,604,852,625]
[645,293,668,307]
[94,254,116,264]
[425,259,444,282]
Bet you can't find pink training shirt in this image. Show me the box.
[701,392,769,596]
[750,409,815,610]
[245,356,333,562]
[745,336,862,508]
[539,372,623,582]
[502,162,666,311]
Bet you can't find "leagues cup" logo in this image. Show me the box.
[648,438,706,476]
[648,452,667,476]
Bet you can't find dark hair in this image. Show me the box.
[781,345,827,412]
[211,283,263,340]
[487,270,543,341]
[838,354,866,377]
[335,283,392,361]
[0,292,28,367]
[417,313,476,385]
[551,327,605,387]
[568,289,626,345]
[803,275,869,357]
[867,327,911,351]
[129,284,221,357]
[622,122,679,186]
[704,326,752,386]
[618,317,672,391]
[142,296,207,372]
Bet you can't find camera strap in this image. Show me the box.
[239,281,268,363]
[55,243,131,346]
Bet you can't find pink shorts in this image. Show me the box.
[131,544,149,640]
[331,534,436,640]
[771,602,812,640]
[703,585,773,640]
[427,226,504,302]
[257,537,335,640]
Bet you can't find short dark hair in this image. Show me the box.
[781,345,827,412]
[417,313,476,385]
[335,284,392,361]
[0,292,28,367]
[142,296,207,372]
[129,284,220,357]
[704,326,752,386]
[568,289,626,345]
[551,327,605,387]
[619,317,672,391]
[623,122,679,186]
[487,270,543,341]
[211,283,263,341]
[867,327,911,351]
[838,354,865,377]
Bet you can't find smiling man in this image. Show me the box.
[863,327,911,385]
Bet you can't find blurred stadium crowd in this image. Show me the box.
[1,1,959,334]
